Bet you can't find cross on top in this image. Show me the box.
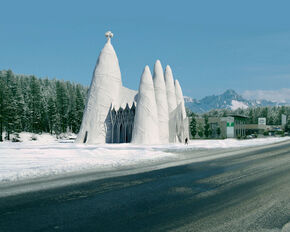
[105,31,114,41]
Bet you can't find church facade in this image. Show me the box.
[109,103,136,143]
[76,31,188,144]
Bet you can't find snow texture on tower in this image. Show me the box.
[153,60,169,143]
[76,32,122,144]
[131,66,160,144]
[76,32,189,145]
[175,79,189,143]
[164,65,178,143]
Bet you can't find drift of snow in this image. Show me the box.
[0,132,289,183]
[0,142,176,183]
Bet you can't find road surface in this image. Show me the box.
[0,141,290,232]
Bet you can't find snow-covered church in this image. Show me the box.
[76,31,189,144]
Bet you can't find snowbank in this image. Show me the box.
[0,142,176,183]
[0,134,289,183]
[2,132,74,144]
[164,137,290,149]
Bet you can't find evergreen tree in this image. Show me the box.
[4,70,17,139]
[268,115,274,125]
[28,76,42,133]
[222,110,227,117]
[285,117,290,133]
[197,123,204,138]
[40,100,49,132]
[204,115,210,138]
[0,74,7,141]
[47,97,57,134]
[10,78,24,132]
[56,81,69,133]
[75,86,85,133]
[261,107,268,120]
[248,108,254,124]
[189,116,197,138]
[0,69,88,141]
[67,88,77,133]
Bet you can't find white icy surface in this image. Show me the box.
[132,66,160,144]
[175,79,187,120]
[231,100,249,110]
[153,60,169,144]
[0,132,289,183]
[165,65,178,143]
[112,86,137,109]
[76,39,122,144]
[175,79,189,142]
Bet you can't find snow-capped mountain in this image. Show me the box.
[183,96,196,103]
[184,89,287,113]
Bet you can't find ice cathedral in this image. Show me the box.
[76,31,189,144]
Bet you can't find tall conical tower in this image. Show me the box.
[164,65,177,143]
[175,79,189,142]
[131,66,160,144]
[153,60,169,143]
[76,31,122,144]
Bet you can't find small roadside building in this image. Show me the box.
[192,114,248,139]
[210,114,247,138]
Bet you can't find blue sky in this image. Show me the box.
[1,0,290,100]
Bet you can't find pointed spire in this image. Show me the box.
[132,66,160,144]
[76,32,122,144]
[165,65,177,113]
[153,60,169,143]
[165,65,177,143]
[175,79,186,119]
[175,79,189,143]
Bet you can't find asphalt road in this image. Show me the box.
[0,141,290,232]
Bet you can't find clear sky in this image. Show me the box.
[1,0,290,100]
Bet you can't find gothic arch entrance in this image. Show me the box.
[126,124,132,143]
[120,124,124,143]
[110,103,136,143]
[113,123,118,143]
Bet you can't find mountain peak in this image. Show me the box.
[184,89,287,113]
[223,89,238,96]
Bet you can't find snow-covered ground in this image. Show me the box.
[0,133,289,183]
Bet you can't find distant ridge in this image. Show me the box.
[184,89,288,113]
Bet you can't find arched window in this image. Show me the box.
[120,123,125,143]
[113,123,118,143]
[126,124,132,143]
